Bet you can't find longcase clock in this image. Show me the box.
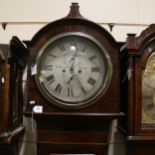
[0,37,29,155]
[120,24,155,155]
[24,3,123,155]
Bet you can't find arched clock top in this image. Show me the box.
[30,3,117,48]
[125,24,155,56]
[26,2,121,112]
[137,24,155,47]
[124,25,155,69]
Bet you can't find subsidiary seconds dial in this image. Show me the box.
[35,32,112,109]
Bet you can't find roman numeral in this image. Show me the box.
[54,83,62,94]
[91,67,100,72]
[81,85,87,94]
[46,74,55,84]
[43,65,53,70]
[82,44,87,52]
[89,55,97,61]
[71,41,76,46]
[87,77,96,86]
[49,53,56,58]
[58,44,65,51]
[147,102,154,110]
[68,87,74,97]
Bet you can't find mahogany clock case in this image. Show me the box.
[23,3,124,155]
[0,37,28,155]
[9,36,29,130]
[0,44,9,135]
[26,3,122,115]
[119,24,155,155]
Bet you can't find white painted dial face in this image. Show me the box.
[36,32,112,109]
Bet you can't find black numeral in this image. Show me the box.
[68,87,74,97]
[43,65,53,70]
[54,83,62,94]
[89,55,97,61]
[46,74,55,84]
[87,77,96,86]
[81,85,87,94]
[91,67,100,72]
[82,44,87,52]
[58,44,65,51]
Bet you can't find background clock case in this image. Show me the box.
[0,37,28,155]
[120,24,155,155]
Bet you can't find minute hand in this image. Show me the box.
[76,75,87,94]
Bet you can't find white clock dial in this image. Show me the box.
[35,32,112,109]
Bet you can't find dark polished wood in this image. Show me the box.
[0,44,11,135]
[27,3,121,114]
[24,3,123,154]
[0,126,25,155]
[0,37,28,155]
[9,37,29,130]
[120,24,155,155]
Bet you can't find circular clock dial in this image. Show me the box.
[35,32,112,109]
[142,52,155,120]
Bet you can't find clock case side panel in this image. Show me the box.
[0,45,11,136]
[26,12,121,115]
[119,45,134,135]
[0,38,28,155]
[8,36,29,131]
[0,63,10,135]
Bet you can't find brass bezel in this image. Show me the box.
[35,32,113,110]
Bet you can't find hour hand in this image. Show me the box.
[67,74,74,84]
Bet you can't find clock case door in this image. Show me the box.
[0,37,28,154]
[120,24,155,155]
